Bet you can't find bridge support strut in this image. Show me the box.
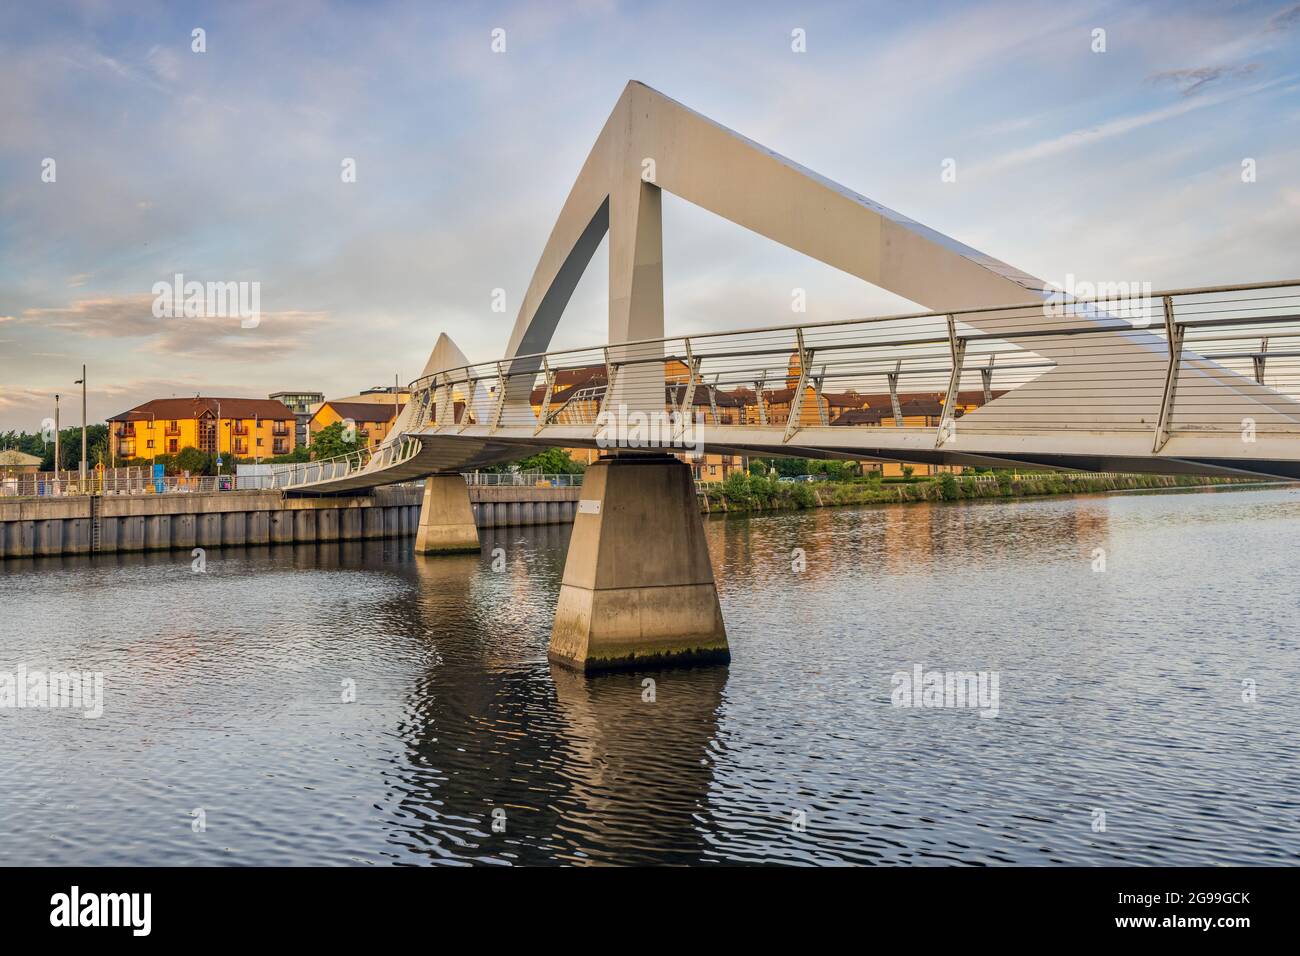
[549,454,729,673]
[414,474,480,555]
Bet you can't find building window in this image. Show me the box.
[168,439,178,453]
[146,440,154,450]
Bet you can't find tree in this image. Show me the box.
[267,445,310,464]
[173,447,214,476]
[514,448,586,474]
[749,456,808,478]
[308,421,364,460]
[483,447,586,474]
[806,459,858,481]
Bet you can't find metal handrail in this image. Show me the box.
[265,435,424,490]
[394,280,1300,457]
[407,278,1300,394]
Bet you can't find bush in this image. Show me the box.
[788,481,817,508]
[939,472,960,500]
[720,471,754,507]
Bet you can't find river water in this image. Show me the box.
[1,485,1297,866]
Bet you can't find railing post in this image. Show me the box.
[489,362,509,433]
[535,357,556,435]
[784,328,812,441]
[422,384,436,429]
[595,346,619,436]
[440,374,458,432]
[1152,294,1184,453]
[813,363,829,426]
[888,361,904,427]
[457,375,478,433]
[1253,337,1268,385]
[936,314,965,447]
[678,339,702,446]
[981,355,995,405]
[708,373,721,426]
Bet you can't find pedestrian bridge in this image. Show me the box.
[264,81,1299,671]
[274,276,1300,494]
[270,81,1300,493]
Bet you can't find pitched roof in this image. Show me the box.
[666,383,748,407]
[318,400,403,423]
[830,400,945,424]
[0,449,42,466]
[898,399,945,416]
[830,407,890,426]
[108,397,296,422]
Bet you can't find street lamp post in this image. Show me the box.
[73,365,87,484]
[53,393,60,478]
[215,400,222,478]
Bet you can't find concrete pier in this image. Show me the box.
[549,454,729,672]
[414,474,481,555]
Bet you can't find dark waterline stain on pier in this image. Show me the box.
[1,486,1298,865]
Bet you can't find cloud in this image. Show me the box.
[18,295,170,338]
[1267,4,1300,31]
[13,295,328,358]
[1148,63,1260,96]
[0,376,286,429]
[970,75,1293,176]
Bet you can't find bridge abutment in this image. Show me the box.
[549,454,729,672]
[414,474,480,555]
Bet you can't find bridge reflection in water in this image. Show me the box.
[394,525,727,864]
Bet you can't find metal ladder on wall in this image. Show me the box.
[89,495,101,553]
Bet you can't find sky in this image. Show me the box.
[1,0,1298,430]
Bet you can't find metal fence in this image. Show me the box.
[463,472,584,487]
[2,470,250,498]
[0,466,581,499]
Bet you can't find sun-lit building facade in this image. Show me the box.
[108,397,297,463]
[308,400,407,450]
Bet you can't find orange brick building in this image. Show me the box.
[109,397,297,463]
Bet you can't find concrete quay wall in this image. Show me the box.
[0,483,581,559]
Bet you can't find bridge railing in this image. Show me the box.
[263,435,424,491]
[404,279,1300,450]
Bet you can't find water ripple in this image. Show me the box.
[1,488,1298,865]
